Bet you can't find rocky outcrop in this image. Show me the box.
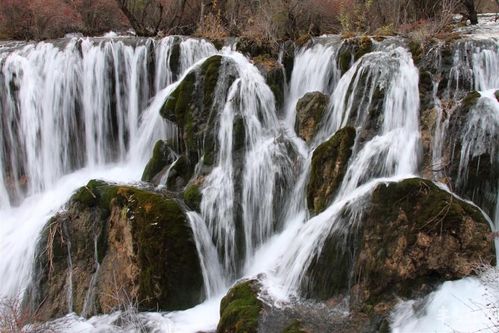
[295,92,329,143]
[307,127,356,215]
[304,178,495,315]
[337,36,374,74]
[253,55,286,110]
[28,180,203,321]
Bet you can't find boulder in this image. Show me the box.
[28,180,204,320]
[253,55,285,111]
[304,178,495,315]
[217,280,263,333]
[307,127,356,215]
[295,92,329,143]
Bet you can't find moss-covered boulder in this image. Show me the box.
[304,178,495,315]
[28,180,204,321]
[307,127,356,215]
[337,36,374,74]
[217,280,263,333]
[295,92,329,143]
[160,55,236,166]
[141,140,177,183]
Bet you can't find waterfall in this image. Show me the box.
[0,30,497,333]
[0,36,216,300]
[0,37,216,208]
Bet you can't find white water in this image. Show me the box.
[0,32,498,333]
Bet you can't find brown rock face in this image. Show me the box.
[295,92,330,143]
[304,178,495,314]
[307,127,356,215]
[27,180,204,321]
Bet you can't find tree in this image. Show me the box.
[460,0,479,24]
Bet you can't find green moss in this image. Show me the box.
[142,140,173,182]
[217,280,262,333]
[282,320,306,333]
[184,184,202,211]
[201,55,223,112]
[71,179,118,212]
[307,127,356,214]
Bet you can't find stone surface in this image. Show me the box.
[28,180,204,321]
[295,92,329,143]
[307,127,356,215]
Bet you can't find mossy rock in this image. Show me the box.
[307,127,356,215]
[141,140,177,183]
[295,92,329,143]
[183,183,202,211]
[337,36,374,74]
[303,178,495,315]
[217,280,263,333]
[461,90,481,108]
[495,90,499,102]
[253,55,285,111]
[160,55,236,167]
[304,178,495,317]
[29,181,204,320]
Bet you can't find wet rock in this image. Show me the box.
[304,178,495,314]
[253,55,285,110]
[141,140,177,183]
[217,279,263,333]
[28,180,203,320]
[444,91,499,216]
[307,127,356,215]
[337,37,373,74]
[295,92,329,143]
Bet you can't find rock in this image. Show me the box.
[304,178,495,314]
[444,91,498,216]
[28,180,204,320]
[495,90,499,102]
[307,127,356,215]
[253,55,285,110]
[141,140,177,183]
[183,182,202,212]
[337,36,373,74]
[295,92,329,143]
[217,280,263,333]
[160,55,237,167]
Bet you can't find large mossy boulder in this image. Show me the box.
[28,180,204,321]
[217,280,263,333]
[295,92,329,143]
[307,127,356,215]
[304,178,495,315]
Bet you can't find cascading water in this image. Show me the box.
[0,36,216,302]
[0,27,497,333]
